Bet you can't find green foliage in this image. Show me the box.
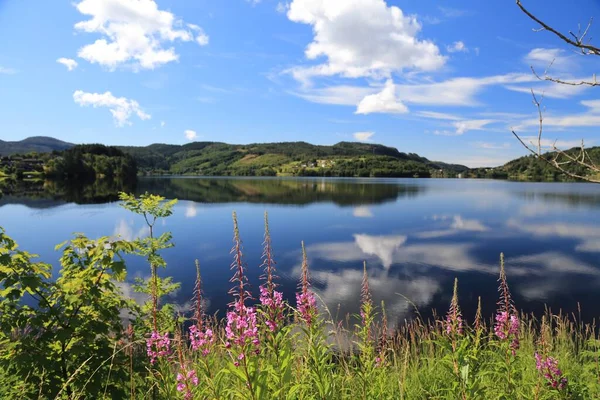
[117,140,468,177]
[467,146,600,182]
[0,227,135,398]
[0,144,138,184]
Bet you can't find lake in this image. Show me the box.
[2,176,600,326]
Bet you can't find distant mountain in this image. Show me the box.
[118,141,470,178]
[0,136,74,156]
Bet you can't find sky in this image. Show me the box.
[1,0,600,167]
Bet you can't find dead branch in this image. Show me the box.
[512,1,600,183]
[511,92,600,183]
[516,0,600,56]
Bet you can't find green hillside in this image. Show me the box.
[118,141,468,178]
[466,146,600,181]
[0,136,74,156]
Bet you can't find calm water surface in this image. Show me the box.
[2,177,600,326]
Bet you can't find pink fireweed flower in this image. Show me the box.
[296,241,317,326]
[296,291,317,326]
[444,278,463,337]
[259,285,285,332]
[176,369,199,400]
[225,300,260,363]
[535,353,568,390]
[189,325,214,356]
[494,311,520,354]
[146,331,171,365]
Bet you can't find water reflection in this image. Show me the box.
[136,177,426,206]
[1,178,600,324]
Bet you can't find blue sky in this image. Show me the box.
[1,0,599,167]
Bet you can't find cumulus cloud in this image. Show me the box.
[73,90,151,126]
[73,0,209,70]
[447,41,468,53]
[184,129,198,140]
[354,234,407,269]
[57,58,78,71]
[353,131,375,142]
[286,0,445,82]
[356,79,409,114]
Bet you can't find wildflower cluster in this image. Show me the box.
[189,325,214,356]
[146,331,171,365]
[535,353,568,390]
[259,285,284,332]
[225,301,260,364]
[176,368,199,400]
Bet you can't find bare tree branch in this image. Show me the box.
[512,1,600,183]
[516,0,600,55]
[511,91,600,183]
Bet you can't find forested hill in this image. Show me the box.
[118,141,469,178]
[0,136,73,156]
[467,146,600,181]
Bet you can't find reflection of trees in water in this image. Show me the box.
[136,177,426,206]
[513,190,600,209]
[0,178,137,208]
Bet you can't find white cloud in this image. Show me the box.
[160,120,165,127]
[0,66,17,74]
[287,0,446,82]
[508,220,600,254]
[184,129,198,140]
[57,58,78,71]
[353,131,375,142]
[452,119,496,135]
[184,202,198,218]
[73,90,151,126]
[276,2,290,13]
[519,136,586,149]
[505,82,587,99]
[356,79,409,114]
[447,41,468,53]
[354,234,407,269]
[417,111,462,120]
[74,0,209,70]
[514,99,600,133]
[450,215,488,232]
[188,24,210,46]
[293,85,377,106]
[301,73,534,115]
[352,206,373,218]
[524,48,572,71]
